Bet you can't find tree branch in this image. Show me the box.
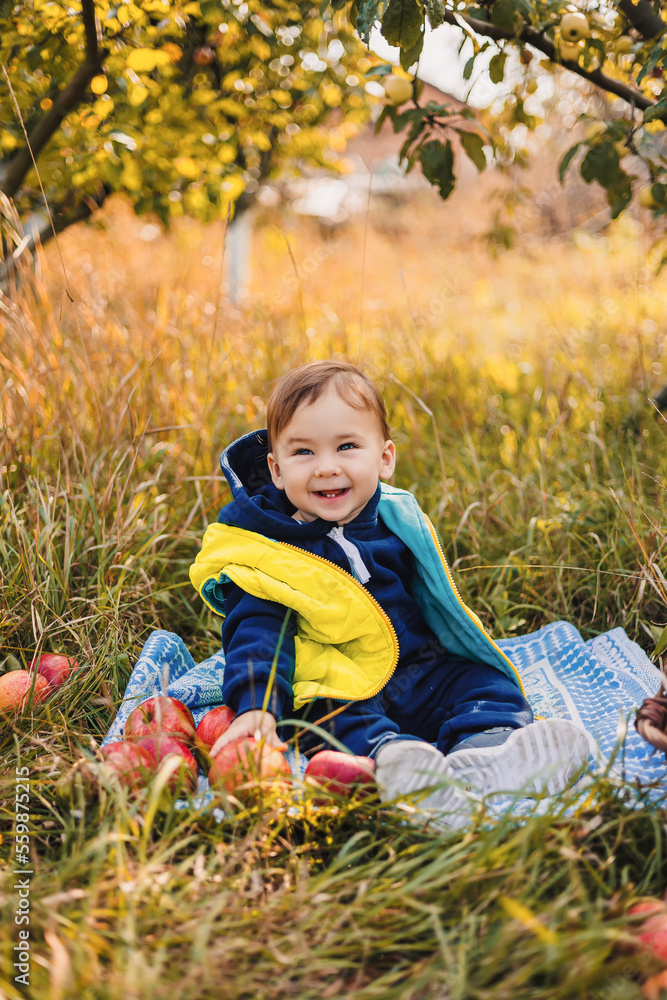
[1,0,106,199]
[443,10,654,112]
[0,183,109,291]
[618,0,665,40]
[81,0,100,56]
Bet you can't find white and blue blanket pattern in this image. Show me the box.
[102,622,667,794]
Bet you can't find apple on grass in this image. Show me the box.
[628,898,667,998]
[304,750,376,798]
[29,652,81,689]
[0,670,50,713]
[195,705,237,757]
[208,737,291,797]
[642,970,667,1000]
[635,911,667,963]
[135,735,199,792]
[124,696,196,745]
[101,741,156,790]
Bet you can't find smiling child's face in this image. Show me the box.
[267,385,396,524]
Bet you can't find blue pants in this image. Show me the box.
[293,654,533,758]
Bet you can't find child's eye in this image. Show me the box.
[339,442,357,451]
[294,448,312,455]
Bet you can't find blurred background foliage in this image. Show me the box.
[0,0,373,243]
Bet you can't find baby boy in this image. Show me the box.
[190,360,589,824]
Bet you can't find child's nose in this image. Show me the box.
[315,454,341,476]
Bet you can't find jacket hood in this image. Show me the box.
[218,429,381,540]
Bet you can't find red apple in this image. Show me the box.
[630,900,666,919]
[124,696,195,744]
[637,912,667,963]
[304,750,376,797]
[30,652,80,689]
[209,737,291,796]
[193,45,216,66]
[642,969,667,1000]
[135,735,199,791]
[196,705,236,756]
[101,741,155,790]
[0,670,50,713]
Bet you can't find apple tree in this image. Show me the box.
[0,0,373,262]
[329,0,667,221]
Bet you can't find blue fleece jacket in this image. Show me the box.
[212,430,522,721]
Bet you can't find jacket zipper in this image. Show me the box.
[327,525,372,584]
[279,540,400,701]
[421,513,526,696]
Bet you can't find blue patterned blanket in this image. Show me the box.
[102,622,667,793]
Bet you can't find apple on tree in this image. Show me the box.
[124,696,196,744]
[193,45,216,66]
[640,185,665,209]
[560,12,590,42]
[559,40,582,62]
[615,35,634,54]
[383,75,413,107]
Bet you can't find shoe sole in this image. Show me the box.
[375,742,473,827]
[446,718,590,798]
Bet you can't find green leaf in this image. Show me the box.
[391,106,424,130]
[374,104,390,135]
[356,0,390,43]
[419,139,455,199]
[422,0,445,29]
[580,142,620,188]
[644,97,667,124]
[400,32,424,70]
[512,97,536,128]
[609,180,633,219]
[655,623,667,659]
[637,45,662,86]
[458,129,487,171]
[381,0,424,50]
[488,51,507,85]
[27,45,42,71]
[398,111,429,158]
[558,142,581,183]
[463,55,475,81]
[490,0,522,33]
[366,63,394,77]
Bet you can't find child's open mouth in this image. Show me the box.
[315,488,350,499]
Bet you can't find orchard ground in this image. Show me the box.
[0,189,666,999]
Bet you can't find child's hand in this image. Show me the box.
[210,709,288,754]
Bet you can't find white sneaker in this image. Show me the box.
[446,718,590,798]
[374,740,474,829]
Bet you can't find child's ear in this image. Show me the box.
[379,439,396,480]
[267,452,284,490]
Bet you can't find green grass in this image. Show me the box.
[1,199,666,999]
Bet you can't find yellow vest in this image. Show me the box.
[189,523,399,708]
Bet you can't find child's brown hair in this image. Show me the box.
[266,361,390,450]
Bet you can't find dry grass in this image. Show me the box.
[0,190,665,999]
